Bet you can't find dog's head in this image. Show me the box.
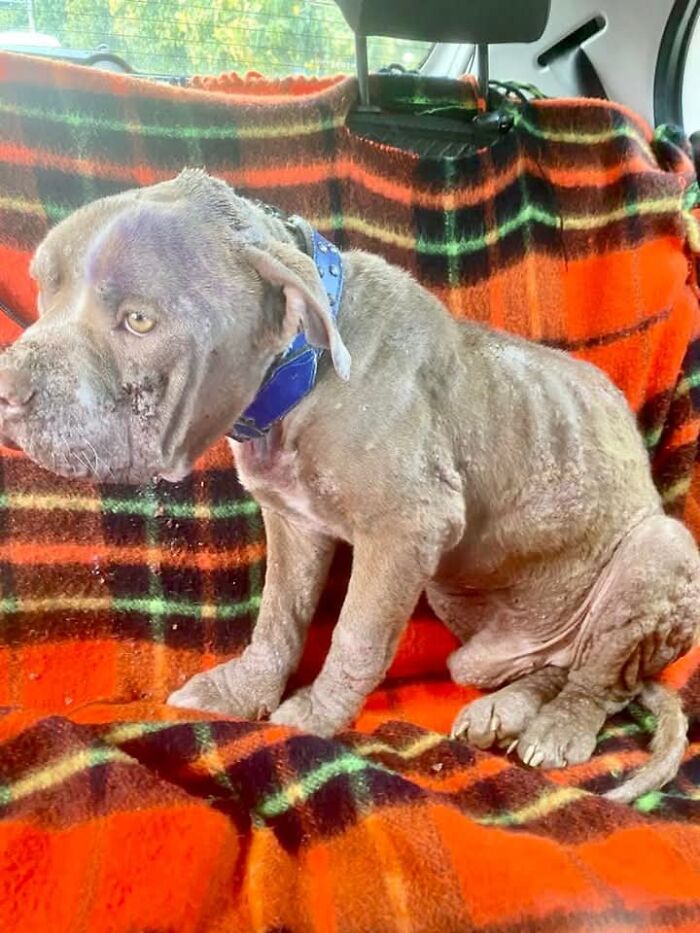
[0,170,350,483]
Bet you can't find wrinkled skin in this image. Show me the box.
[2,169,699,804]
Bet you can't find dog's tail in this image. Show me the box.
[603,682,687,804]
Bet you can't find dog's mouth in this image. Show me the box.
[1,425,194,486]
[0,420,135,484]
[0,358,204,485]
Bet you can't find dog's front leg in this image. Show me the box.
[168,507,336,718]
[271,535,427,736]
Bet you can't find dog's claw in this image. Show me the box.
[522,744,545,767]
[450,709,469,740]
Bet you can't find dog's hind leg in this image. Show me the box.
[427,584,552,689]
[515,514,699,795]
[430,584,570,749]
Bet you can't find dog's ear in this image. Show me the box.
[242,240,351,381]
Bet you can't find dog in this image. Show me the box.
[1,169,697,803]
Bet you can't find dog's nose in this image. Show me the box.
[0,366,35,417]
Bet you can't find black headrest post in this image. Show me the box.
[477,44,489,99]
[355,33,372,109]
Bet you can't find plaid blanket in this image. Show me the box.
[0,52,700,931]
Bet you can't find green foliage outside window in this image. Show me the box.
[0,0,430,77]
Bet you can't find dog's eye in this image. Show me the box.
[124,311,156,336]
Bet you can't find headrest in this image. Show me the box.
[334,0,551,45]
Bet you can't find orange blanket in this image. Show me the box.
[0,53,699,931]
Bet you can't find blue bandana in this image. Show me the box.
[229,224,344,443]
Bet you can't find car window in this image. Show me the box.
[0,0,431,78]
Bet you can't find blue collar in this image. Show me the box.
[229,223,344,443]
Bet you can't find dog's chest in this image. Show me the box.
[229,437,342,536]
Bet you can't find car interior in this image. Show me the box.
[0,1,699,930]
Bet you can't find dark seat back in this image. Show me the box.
[334,0,551,44]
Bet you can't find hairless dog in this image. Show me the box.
[0,169,697,803]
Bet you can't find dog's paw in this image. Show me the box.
[516,700,599,770]
[451,674,557,750]
[270,687,345,737]
[168,658,280,720]
[452,689,540,750]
